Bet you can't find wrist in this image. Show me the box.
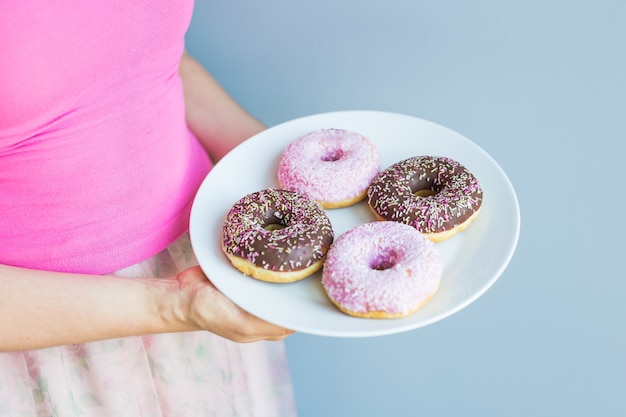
[149,277,199,334]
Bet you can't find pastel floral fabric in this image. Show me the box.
[0,234,297,417]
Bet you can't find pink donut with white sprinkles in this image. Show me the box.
[278,129,380,209]
[322,221,443,319]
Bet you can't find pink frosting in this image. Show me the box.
[322,221,443,316]
[277,129,380,204]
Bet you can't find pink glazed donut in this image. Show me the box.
[277,129,380,209]
[322,221,443,319]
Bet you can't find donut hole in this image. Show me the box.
[320,149,344,162]
[369,248,399,271]
[413,189,438,198]
[262,212,288,231]
[410,176,441,198]
[264,223,286,231]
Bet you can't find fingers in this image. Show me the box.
[176,266,295,342]
[228,309,295,343]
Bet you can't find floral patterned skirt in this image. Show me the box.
[0,234,297,417]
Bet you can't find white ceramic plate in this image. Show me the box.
[189,111,520,338]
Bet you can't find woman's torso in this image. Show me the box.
[0,0,211,273]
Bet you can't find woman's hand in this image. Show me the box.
[170,266,294,342]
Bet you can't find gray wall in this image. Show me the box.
[186,1,626,416]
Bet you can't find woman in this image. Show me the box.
[0,1,296,416]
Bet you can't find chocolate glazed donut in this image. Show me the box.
[367,156,483,242]
[222,188,334,283]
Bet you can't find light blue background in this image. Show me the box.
[186,2,626,416]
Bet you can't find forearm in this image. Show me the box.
[0,264,192,351]
[178,52,265,162]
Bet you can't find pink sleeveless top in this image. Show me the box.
[0,1,212,274]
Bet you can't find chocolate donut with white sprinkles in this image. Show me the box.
[367,156,483,242]
[222,188,334,283]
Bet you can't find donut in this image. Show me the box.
[322,221,443,319]
[367,156,483,242]
[277,129,380,209]
[222,188,334,283]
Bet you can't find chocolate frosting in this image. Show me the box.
[367,156,483,234]
[222,189,334,272]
